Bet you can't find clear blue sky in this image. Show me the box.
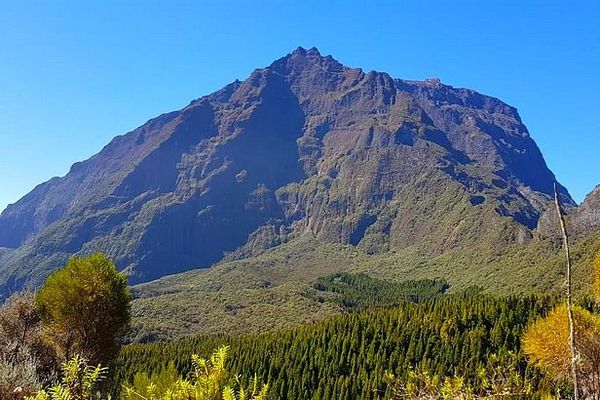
[1,1,599,212]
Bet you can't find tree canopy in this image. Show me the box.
[35,253,131,366]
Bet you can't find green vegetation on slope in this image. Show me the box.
[129,239,355,342]
[8,250,600,399]
[310,273,448,310]
[116,293,561,399]
[130,232,600,340]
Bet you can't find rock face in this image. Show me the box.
[570,185,600,238]
[0,47,575,297]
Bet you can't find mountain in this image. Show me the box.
[0,47,580,299]
[571,185,600,237]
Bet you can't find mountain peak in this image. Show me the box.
[290,46,322,56]
[0,48,579,298]
[268,46,344,76]
[581,184,600,209]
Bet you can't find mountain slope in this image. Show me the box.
[571,185,600,237]
[0,47,575,298]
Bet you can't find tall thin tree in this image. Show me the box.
[554,182,579,399]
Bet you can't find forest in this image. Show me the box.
[2,253,600,399]
[115,292,559,399]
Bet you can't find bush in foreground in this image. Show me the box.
[0,292,58,398]
[122,346,268,400]
[25,356,107,400]
[25,346,268,400]
[36,253,131,367]
[384,352,552,399]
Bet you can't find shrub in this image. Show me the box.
[384,353,541,399]
[122,346,268,400]
[1,342,45,399]
[25,356,108,400]
[523,305,600,398]
[0,292,58,398]
[36,253,131,366]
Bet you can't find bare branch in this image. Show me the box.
[554,182,580,399]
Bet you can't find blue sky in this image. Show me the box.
[0,1,598,212]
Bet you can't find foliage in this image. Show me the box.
[23,347,267,400]
[129,232,600,341]
[25,355,108,400]
[521,250,600,398]
[0,292,40,347]
[0,292,58,398]
[523,305,600,398]
[1,343,45,399]
[114,294,558,399]
[125,363,179,398]
[384,352,544,399]
[122,346,268,400]
[36,253,131,366]
[311,273,448,311]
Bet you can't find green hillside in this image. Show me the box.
[130,232,600,341]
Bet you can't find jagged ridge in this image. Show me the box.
[0,47,576,297]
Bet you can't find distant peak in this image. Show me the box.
[582,184,600,204]
[307,46,322,56]
[269,46,343,76]
[291,46,322,57]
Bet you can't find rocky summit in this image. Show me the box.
[0,47,580,298]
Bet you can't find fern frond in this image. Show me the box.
[222,386,236,400]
